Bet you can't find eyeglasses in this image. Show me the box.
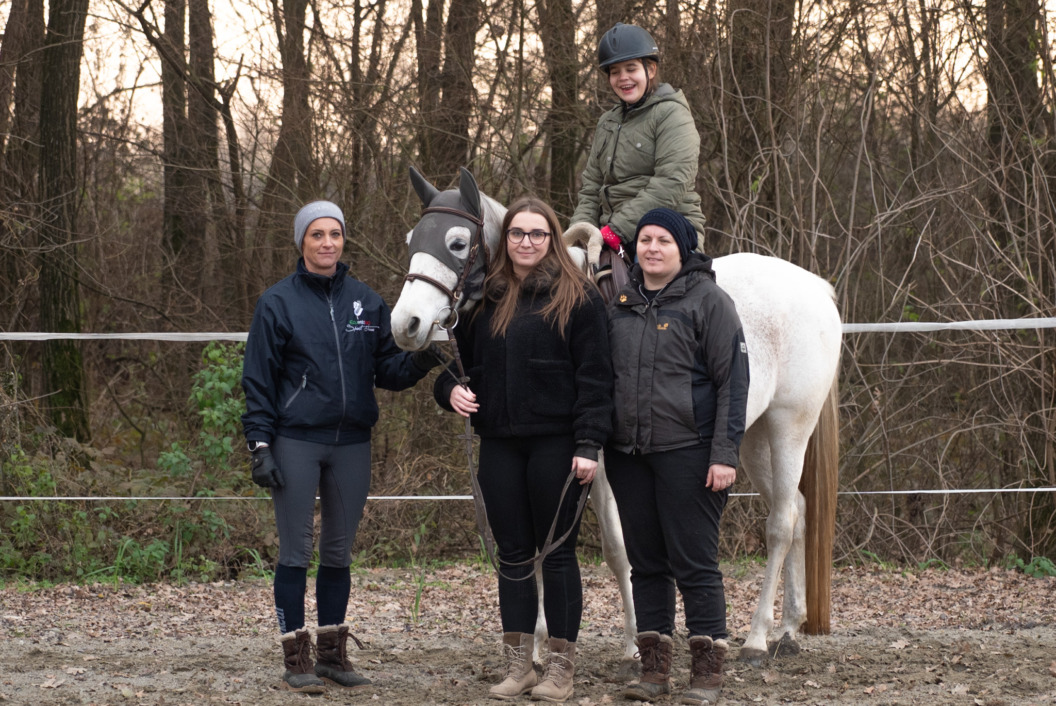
[506,228,551,245]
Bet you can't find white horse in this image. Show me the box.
[391,167,842,669]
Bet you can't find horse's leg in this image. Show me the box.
[736,421,782,665]
[742,417,812,665]
[591,461,640,680]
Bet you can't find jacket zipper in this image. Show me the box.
[328,292,348,443]
[283,371,308,409]
[602,122,623,222]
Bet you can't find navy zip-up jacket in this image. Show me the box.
[241,259,429,446]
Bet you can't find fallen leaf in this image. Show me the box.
[951,684,970,695]
[761,670,779,684]
[889,639,909,650]
[1049,660,1056,677]
[39,678,65,689]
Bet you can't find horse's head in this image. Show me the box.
[391,167,506,350]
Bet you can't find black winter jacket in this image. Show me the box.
[242,259,429,446]
[434,265,614,459]
[608,253,749,467]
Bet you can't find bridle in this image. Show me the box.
[402,204,490,320]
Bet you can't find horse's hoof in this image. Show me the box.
[738,646,768,667]
[611,657,641,683]
[767,631,801,658]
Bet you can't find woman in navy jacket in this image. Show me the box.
[241,201,439,693]
[434,196,613,703]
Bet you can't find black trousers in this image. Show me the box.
[605,444,729,640]
[477,434,585,642]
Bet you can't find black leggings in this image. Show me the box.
[605,444,729,640]
[477,434,585,642]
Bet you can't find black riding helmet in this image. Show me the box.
[598,23,659,71]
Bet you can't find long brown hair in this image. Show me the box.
[485,196,593,338]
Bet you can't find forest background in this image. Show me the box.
[0,0,1054,584]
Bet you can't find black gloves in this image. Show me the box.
[410,343,445,372]
[250,447,284,489]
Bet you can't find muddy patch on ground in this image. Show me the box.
[2,564,1054,704]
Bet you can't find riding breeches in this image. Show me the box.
[270,436,371,568]
[477,434,586,642]
[605,443,729,640]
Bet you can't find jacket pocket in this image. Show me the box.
[283,369,309,410]
[526,359,575,418]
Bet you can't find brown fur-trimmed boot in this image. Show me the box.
[279,629,326,694]
[681,636,728,705]
[314,623,371,689]
[489,632,538,700]
[530,637,576,702]
[623,631,673,701]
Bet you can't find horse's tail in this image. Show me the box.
[801,370,839,634]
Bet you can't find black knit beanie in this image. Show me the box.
[635,208,697,262]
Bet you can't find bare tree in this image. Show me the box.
[38,0,91,440]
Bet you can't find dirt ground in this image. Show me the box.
[2,562,1055,705]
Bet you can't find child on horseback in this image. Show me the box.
[568,23,707,258]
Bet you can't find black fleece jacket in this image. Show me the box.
[434,264,614,459]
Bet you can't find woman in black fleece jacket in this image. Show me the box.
[434,196,613,703]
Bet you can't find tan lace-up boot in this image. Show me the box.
[530,637,576,702]
[489,632,538,700]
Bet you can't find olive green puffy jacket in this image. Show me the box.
[571,83,706,244]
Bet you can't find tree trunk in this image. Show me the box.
[723,0,795,250]
[538,0,579,218]
[188,0,223,313]
[161,0,190,262]
[0,0,44,332]
[431,0,480,184]
[256,0,316,288]
[38,0,90,441]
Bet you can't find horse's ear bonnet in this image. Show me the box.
[458,167,482,221]
[406,167,487,308]
[410,166,441,206]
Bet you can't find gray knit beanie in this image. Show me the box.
[293,201,345,251]
[635,208,697,262]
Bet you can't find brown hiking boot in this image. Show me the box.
[623,631,673,701]
[490,632,538,700]
[531,637,576,702]
[314,623,371,689]
[681,636,728,705]
[279,628,326,693]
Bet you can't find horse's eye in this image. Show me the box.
[449,239,467,253]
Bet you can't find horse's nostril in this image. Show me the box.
[407,317,420,336]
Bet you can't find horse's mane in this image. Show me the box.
[478,192,507,253]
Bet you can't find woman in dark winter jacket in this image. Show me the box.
[241,200,440,694]
[434,196,613,703]
[606,208,749,706]
[568,22,707,255]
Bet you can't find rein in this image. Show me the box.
[410,201,591,582]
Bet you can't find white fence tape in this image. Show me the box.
[3,488,1055,502]
[1,317,1056,340]
[2,318,1055,503]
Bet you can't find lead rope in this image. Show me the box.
[437,321,592,583]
